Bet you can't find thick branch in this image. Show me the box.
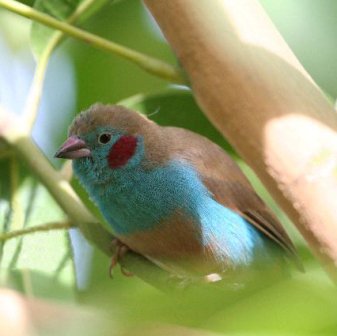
[144,0,337,282]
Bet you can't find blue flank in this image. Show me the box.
[73,129,268,266]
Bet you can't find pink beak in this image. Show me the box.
[55,135,91,159]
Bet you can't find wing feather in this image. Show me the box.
[165,127,303,270]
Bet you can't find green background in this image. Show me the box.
[0,0,337,334]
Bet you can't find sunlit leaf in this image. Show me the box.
[205,275,337,334]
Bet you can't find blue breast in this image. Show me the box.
[89,161,209,234]
[76,159,268,266]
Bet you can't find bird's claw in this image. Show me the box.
[109,239,133,278]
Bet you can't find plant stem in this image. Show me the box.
[24,48,51,130]
[0,0,186,84]
[0,221,74,242]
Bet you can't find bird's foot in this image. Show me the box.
[109,238,133,278]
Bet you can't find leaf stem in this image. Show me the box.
[0,221,75,242]
[23,48,51,130]
[0,0,186,84]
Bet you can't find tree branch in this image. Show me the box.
[145,0,337,283]
[0,0,186,84]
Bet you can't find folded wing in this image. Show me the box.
[166,126,303,270]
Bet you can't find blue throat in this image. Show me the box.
[74,154,268,266]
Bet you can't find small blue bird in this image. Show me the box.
[55,104,301,281]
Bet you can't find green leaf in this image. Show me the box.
[82,261,337,335]
[0,157,75,300]
[31,0,109,59]
[204,275,337,334]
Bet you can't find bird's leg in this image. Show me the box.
[109,238,133,278]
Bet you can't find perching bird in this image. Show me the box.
[55,104,301,281]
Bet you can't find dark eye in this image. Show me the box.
[98,133,112,145]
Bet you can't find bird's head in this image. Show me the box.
[55,104,167,184]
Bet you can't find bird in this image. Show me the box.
[55,103,302,282]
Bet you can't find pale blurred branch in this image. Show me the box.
[60,161,73,182]
[23,50,50,130]
[0,289,110,335]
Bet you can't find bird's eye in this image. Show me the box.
[98,133,112,145]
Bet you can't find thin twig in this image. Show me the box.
[23,49,51,130]
[0,221,75,242]
[0,0,186,84]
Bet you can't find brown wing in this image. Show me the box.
[165,127,303,270]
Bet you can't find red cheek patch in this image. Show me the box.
[108,135,138,169]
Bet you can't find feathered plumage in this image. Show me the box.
[55,104,302,279]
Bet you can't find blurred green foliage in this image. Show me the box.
[260,0,337,100]
[0,0,337,335]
